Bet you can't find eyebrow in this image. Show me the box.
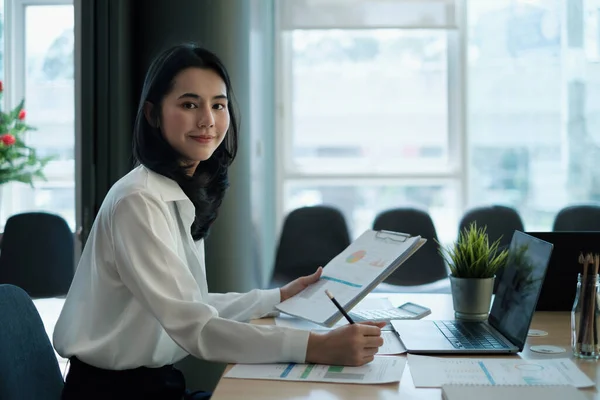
[177,92,227,101]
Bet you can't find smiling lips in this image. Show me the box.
[189,135,215,144]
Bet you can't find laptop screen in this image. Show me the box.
[488,231,553,350]
[527,231,600,311]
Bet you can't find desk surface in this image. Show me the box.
[211,293,599,400]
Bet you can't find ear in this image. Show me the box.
[143,101,159,128]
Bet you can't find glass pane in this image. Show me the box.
[5,5,75,229]
[467,0,599,231]
[0,0,4,81]
[289,29,449,174]
[284,181,459,244]
[280,0,457,30]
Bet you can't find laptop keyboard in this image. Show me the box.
[434,321,509,350]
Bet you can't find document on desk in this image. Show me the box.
[224,356,405,384]
[275,229,425,327]
[407,354,595,388]
[377,331,406,355]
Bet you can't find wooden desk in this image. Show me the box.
[211,293,600,400]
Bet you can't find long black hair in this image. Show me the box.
[133,43,239,240]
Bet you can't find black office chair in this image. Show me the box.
[372,208,447,286]
[0,284,64,399]
[458,205,524,292]
[0,212,74,297]
[553,204,600,231]
[270,206,351,288]
[459,205,524,251]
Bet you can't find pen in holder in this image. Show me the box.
[571,253,600,359]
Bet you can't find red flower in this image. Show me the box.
[18,110,26,120]
[1,134,16,146]
[0,81,3,92]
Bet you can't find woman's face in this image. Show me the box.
[150,67,230,173]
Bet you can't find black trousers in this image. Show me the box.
[62,357,212,400]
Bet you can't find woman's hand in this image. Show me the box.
[305,321,386,366]
[279,267,323,302]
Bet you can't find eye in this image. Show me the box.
[182,102,198,109]
[213,103,226,110]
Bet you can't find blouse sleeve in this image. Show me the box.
[206,289,281,321]
[111,191,309,363]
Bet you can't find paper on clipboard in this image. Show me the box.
[275,229,425,326]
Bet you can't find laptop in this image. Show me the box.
[391,231,553,354]
[527,231,600,311]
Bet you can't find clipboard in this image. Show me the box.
[275,229,427,326]
[375,230,413,242]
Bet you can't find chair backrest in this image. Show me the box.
[372,208,447,286]
[458,205,524,292]
[458,205,524,251]
[0,284,64,399]
[271,206,351,285]
[0,212,74,297]
[553,204,600,232]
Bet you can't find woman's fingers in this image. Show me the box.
[363,335,384,348]
[301,267,322,285]
[361,355,375,364]
[363,347,380,356]
[356,324,383,336]
[358,321,387,330]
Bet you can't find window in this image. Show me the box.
[467,0,600,231]
[277,0,461,243]
[2,0,74,229]
[278,0,600,243]
[289,29,450,174]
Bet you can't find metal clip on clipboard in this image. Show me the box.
[375,230,412,244]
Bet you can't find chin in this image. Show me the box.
[192,151,216,163]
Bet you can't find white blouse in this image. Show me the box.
[53,165,309,370]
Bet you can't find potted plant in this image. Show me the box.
[437,222,509,321]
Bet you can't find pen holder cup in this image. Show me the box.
[571,273,600,359]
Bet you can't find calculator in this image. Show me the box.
[348,302,431,323]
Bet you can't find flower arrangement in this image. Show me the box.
[0,80,52,186]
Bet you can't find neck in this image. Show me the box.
[182,160,199,176]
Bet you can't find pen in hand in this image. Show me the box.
[325,289,355,325]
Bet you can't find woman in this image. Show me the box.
[53,43,384,400]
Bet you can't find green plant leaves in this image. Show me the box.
[436,221,509,279]
[0,97,53,187]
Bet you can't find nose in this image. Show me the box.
[197,105,215,128]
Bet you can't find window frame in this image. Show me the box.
[274,0,468,234]
[5,0,73,105]
[3,0,75,228]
